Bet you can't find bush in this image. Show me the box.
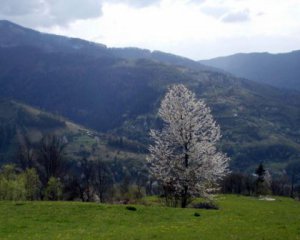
[0,177,26,201]
[44,177,63,201]
[0,165,42,201]
[192,201,219,210]
[126,206,137,211]
[194,212,201,217]
[23,168,41,200]
[0,164,26,201]
[116,183,146,204]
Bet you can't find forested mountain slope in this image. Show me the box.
[0,20,299,171]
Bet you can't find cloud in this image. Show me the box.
[221,9,251,23]
[0,0,160,27]
[0,0,103,27]
[1,0,300,60]
[1,0,44,16]
[187,0,206,4]
[47,0,103,24]
[198,1,251,23]
[200,6,230,18]
[111,0,161,8]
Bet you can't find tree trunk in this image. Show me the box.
[290,174,295,198]
[181,186,188,208]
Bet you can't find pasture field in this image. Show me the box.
[0,195,299,240]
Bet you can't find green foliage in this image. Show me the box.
[22,168,41,200]
[44,177,63,201]
[0,165,26,201]
[117,183,146,203]
[0,165,41,201]
[0,195,299,239]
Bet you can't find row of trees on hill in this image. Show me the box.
[0,134,152,202]
[0,84,299,205]
[1,152,298,203]
[221,162,300,198]
[0,138,299,203]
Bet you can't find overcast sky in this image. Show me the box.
[1,0,300,59]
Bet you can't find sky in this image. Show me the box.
[1,0,300,60]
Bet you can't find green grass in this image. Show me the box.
[0,195,299,240]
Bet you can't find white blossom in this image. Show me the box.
[148,84,229,206]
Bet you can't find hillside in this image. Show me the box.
[0,99,145,166]
[0,195,299,239]
[0,20,299,171]
[199,51,300,91]
[0,20,213,72]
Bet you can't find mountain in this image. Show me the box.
[0,20,214,72]
[0,20,299,172]
[199,51,300,91]
[0,20,109,57]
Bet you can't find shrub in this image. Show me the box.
[116,183,146,204]
[44,177,63,201]
[126,206,137,211]
[22,168,41,200]
[194,212,201,217]
[0,164,26,201]
[192,201,219,210]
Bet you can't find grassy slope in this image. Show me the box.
[0,195,299,240]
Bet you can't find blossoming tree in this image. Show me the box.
[148,84,229,207]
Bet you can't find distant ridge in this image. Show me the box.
[0,19,215,72]
[200,51,300,91]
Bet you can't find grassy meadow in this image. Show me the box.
[0,195,299,240]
